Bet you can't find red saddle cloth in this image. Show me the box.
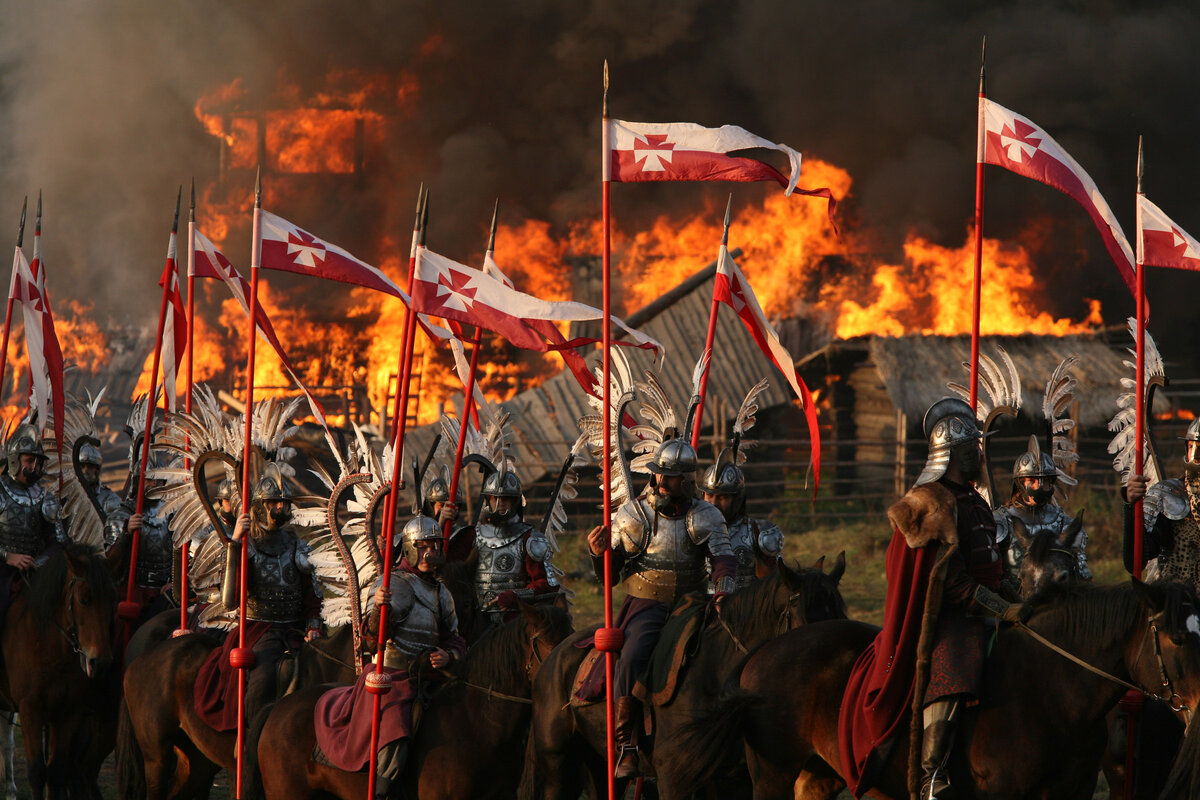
[314,666,416,772]
[193,621,272,732]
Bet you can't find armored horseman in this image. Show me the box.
[419,469,473,563]
[221,463,323,710]
[696,379,782,589]
[1125,417,1200,589]
[315,514,467,798]
[473,467,557,621]
[77,441,126,531]
[117,452,180,613]
[0,424,64,603]
[838,398,1028,800]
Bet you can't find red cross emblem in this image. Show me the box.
[997,118,1043,164]
[435,268,479,312]
[286,229,327,269]
[633,134,675,172]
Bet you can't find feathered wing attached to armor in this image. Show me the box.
[1042,355,1080,496]
[439,406,514,523]
[730,378,770,464]
[578,347,642,521]
[40,389,107,548]
[948,345,1022,507]
[1108,317,1166,489]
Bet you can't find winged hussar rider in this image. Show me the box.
[696,379,783,588]
[584,355,735,779]
[0,422,66,619]
[993,357,1090,587]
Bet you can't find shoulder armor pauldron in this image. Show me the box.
[686,500,727,545]
[1146,479,1189,532]
[755,519,784,557]
[293,537,315,574]
[612,500,650,555]
[526,531,551,562]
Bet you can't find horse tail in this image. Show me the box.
[663,689,759,795]
[115,697,145,800]
[239,701,276,800]
[1160,707,1200,800]
[517,723,537,800]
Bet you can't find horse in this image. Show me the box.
[1009,513,1086,600]
[117,622,360,800]
[254,600,574,800]
[0,543,117,799]
[528,555,847,800]
[672,579,1200,800]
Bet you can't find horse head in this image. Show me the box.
[788,551,848,625]
[516,599,574,682]
[28,544,117,677]
[1015,511,1085,599]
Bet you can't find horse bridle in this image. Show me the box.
[714,589,804,655]
[441,626,550,706]
[1017,610,1193,719]
[24,573,86,659]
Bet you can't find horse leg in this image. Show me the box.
[0,712,16,800]
[18,702,47,800]
[792,759,846,800]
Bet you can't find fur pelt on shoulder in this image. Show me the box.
[887,482,958,549]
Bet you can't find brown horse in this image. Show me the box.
[673,580,1200,800]
[527,556,847,800]
[1010,514,1086,599]
[255,601,574,800]
[117,622,360,800]
[0,544,117,799]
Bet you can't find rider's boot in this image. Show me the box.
[919,697,960,800]
[614,695,641,780]
[375,739,409,799]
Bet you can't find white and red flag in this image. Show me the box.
[715,246,820,491]
[12,248,65,458]
[157,231,187,412]
[979,98,1136,296]
[193,229,330,427]
[413,247,663,356]
[1136,194,1200,272]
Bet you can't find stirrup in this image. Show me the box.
[614,744,640,778]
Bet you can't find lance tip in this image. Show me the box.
[16,197,27,247]
[190,178,196,212]
[172,186,182,231]
[1137,136,1144,192]
[721,194,733,245]
[419,193,430,246]
[486,198,499,253]
[413,184,425,228]
[34,191,42,235]
[603,60,609,117]
[254,166,262,207]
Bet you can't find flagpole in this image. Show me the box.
[442,201,497,548]
[689,195,732,450]
[0,198,27,411]
[366,186,426,800]
[596,61,620,800]
[179,180,197,637]
[231,171,263,800]
[118,187,182,631]
[969,37,987,412]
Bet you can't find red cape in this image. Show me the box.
[838,483,955,798]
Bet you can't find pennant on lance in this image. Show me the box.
[12,248,65,459]
[979,99,1136,297]
[1136,194,1200,272]
[715,246,820,492]
[413,247,663,356]
[193,229,331,426]
[157,230,187,412]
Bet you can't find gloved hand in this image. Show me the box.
[495,590,518,610]
[972,584,1032,623]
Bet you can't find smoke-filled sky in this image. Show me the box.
[2,1,1200,368]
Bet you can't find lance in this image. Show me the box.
[0,197,28,409]
[1122,135,1149,800]
[118,187,182,630]
[598,60,620,800]
[28,193,65,493]
[689,194,733,449]
[178,180,197,636]
[229,169,264,800]
[968,37,987,412]
[442,201,497,549]
[366,186,426,800]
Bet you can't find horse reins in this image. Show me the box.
[1017,612,1192,717]
[25,573,85,658]
[438,628,549,706]
[713,590,804,655]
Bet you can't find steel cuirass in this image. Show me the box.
[223,529,314,623]
[994,502,1091,579]
[474,520,532,608]
[135,502,175,589]
[376,570,457,669]
[726,516,784,589]
[613,497,731,602]
[0,474,51,558]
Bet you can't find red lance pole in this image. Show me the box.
[443,201,497,547]
[596,62,621,800]
[1121,135,1148,800]
[689,195,733,450]
[365,186,426,800]
[119,188,182,630]
[969,40,987,413]
[230,171,264,800]
[0,198,27,410]
[178,180,197,636]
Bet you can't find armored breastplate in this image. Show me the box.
[474,522,528,607]
[1156,515,1200,592]
[245,533,303,623]
[727,517,758,589]
[135,504,174,588]
[0,475,47,558]
[629,508,707,584]
[386,571,446,660]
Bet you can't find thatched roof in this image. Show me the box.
[800,331,1142,430]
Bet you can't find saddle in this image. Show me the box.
[570,593,709,707]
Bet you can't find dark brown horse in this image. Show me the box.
[255,601,574,800]
[117,622,360,800]
[1010,514,1086,599]
[673,580,1200,800]
[527,556,847,800]
[0,544,117,799]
